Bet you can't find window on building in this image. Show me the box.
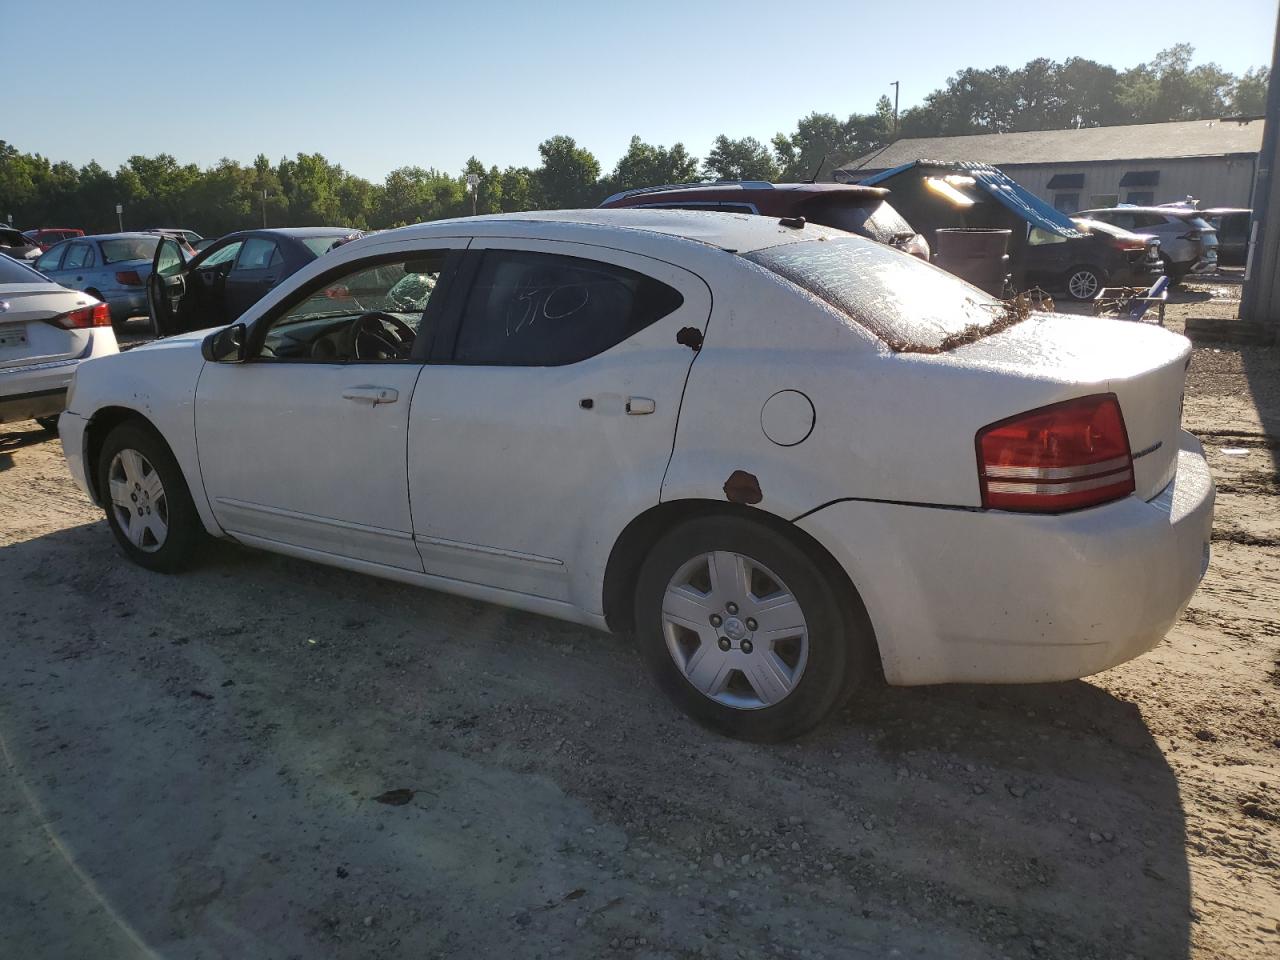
[1125,191,1155,206]
[1052,193,1080,214]
[1090,194,1119,209]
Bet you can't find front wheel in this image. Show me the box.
[1065,265,1103,301]
[634,516,874,741]
[97,420,205,572]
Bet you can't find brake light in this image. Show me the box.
[976,394,1134,513]
[51,302,112,329]
[115,269,143,286]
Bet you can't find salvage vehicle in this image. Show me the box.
[600,181,931,259]
[34,232,160,325]
[147,227,363,336]
[1075,205,1218,284]
[58,210,1215,741]
[0,253,118,430]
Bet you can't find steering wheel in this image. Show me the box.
[351,311,415,360]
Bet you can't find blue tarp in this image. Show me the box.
[859,161,1084,238]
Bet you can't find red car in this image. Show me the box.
[23,227,85,252]
[600,181,930,259]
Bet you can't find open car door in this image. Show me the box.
[147,237,187,336]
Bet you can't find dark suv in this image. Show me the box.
[599,181,931,260]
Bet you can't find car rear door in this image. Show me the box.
[223,237,282,320]
[404,239,711,610]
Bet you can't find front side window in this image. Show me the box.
[199,240,243,269]
[1028,227,1068,246]
[234,238,278,272]
[36,245,65,272]
[453,250,683,366]
[260,253,446,362]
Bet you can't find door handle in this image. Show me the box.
[342,386,399,405]
[625,397,655,415]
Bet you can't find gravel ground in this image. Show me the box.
[1,288,1277,960]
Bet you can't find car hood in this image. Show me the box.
[129,327,219,353]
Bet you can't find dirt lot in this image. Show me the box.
[2,290,1278,960]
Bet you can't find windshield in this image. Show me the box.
[101,236,160,264]
[745,236,1011,353]
[0,253,44,283]
[817,199,916,243]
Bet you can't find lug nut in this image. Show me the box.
[710,614,723,628]
[746,617,757,631]
[717,637,731,651]
[726,601,739,615]
[741,640,754,654]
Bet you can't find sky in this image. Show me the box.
[5,0,1276,181]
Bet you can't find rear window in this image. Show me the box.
[302,234,361,257]
[101,236,160,264]
[744,236,1011,353]
[0,228,27,247]
[0,255,43,283]
[815,200,916,243]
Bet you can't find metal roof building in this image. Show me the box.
[834,118,1264,214]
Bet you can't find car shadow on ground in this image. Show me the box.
[0,525,1192,959]
[0,425,54,472]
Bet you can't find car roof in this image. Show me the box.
[372,208,847,255]
[1199,207,1250,215]
[603,180,888,205]
[72,232,163,242]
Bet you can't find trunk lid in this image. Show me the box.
[948,313,1189,500]
[0,283,95,369]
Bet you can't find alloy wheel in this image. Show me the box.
[661,551,809,710]
[107,448,169,553]
[1068,269,1100,300]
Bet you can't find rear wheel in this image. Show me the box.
[1065,265,1103,301]
[97,420,204,572]
[634,515,874,741]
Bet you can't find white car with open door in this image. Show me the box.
[0,254,118,430]
[58,210,1214,741]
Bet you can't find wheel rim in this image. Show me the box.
[661,551,809,710]
[1068,270,1099,299]
[107,449,169,553]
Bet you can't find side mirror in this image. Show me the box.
[202,323,247,363]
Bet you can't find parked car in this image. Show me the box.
[1200,208,1250,267]
[148,227,363,336]
[0,227,41,265]
[600,181,931,259]
[143,228,203,246]
[34,233,160,324]
[1021,219,1162,301]
[0,253,118,430]
[59,210,1214,741]
[1075,206,1218,284]
[23,227,84,251]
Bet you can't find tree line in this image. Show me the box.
[1,45,1267,236]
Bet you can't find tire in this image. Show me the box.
[634,515,874,742]
[96,419,204,572]
[35,415,60,433]
[1064,265,1103,302]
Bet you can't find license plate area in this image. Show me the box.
[0,324,29,348]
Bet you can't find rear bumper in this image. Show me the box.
[101,288,148,320]
[0,387,66,423]
[797,430,1215,686]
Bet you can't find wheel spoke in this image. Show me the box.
[126,514,148,547]
[708,551,751,603]
[108,478,133,508]
[148,513,168,544]
[118,449,146,486]
[142,468,164,502]
[663,584,716,630]
[751,594,804,638]
[683,642,734,697]
[744,653,795,706]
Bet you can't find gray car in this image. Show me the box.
[1075,206,1218,284]
[34,233,161,324]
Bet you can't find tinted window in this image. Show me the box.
[817,199,914,243]
[101,236,159,264]
[62,243,92,269]
[0,255,43,283]
[200,240,243,269]
[744,236,1005,353]
[234,237,278,271]
[301,234,360,257]
[454,251,683,366]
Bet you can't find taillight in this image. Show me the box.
[976,394,1134,513]
[1109,237,1147,252]
[51,302,112,329]
[115,270,143,286]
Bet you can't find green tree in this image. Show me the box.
[701,135,778,181]
[601,136,699,195]
[1232,66,1269,115]
[534,135,601,208]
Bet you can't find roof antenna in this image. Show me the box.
[807,155,827,183]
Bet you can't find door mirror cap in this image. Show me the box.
[202,323,247,363]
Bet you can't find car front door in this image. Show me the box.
[405,239,712,610]
[58,242,94,291]
[194,240,464,570]
[223,237,282,321]
[148,236,188,335]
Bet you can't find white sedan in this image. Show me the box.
[58,210,1214,741]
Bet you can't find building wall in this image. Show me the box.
[992,156,1256,213]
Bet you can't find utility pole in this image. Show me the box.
[262,189,268,228]
[1238,5,1280,340]
[891,81,900,136]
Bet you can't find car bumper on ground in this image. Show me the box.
[797,430,1215,686]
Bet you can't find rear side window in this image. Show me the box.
[62,243,93,269]
[454,250,684,365]
[745,236,1006,353]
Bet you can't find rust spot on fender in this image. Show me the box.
[723,470,763,505]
